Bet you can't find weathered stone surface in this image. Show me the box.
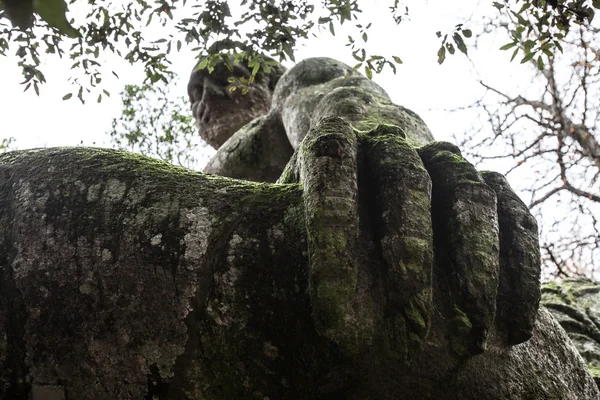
[0,148,308,399]
[0,147,597,399]
[196,57,542,360]
[542,278,600,387]
[273,58,434,149]
[483,171,541,344]
[419,142,500,356]
[196,57,434,182]
[203,111,293,182]
[0,141,597,399]
[362,124,434,361]
[449,307,598,400]
[299,117,362,353]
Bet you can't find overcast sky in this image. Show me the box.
[0,0,530,160]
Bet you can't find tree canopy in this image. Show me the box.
[1,0,599,101]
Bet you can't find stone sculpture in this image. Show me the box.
[0,56,597,399]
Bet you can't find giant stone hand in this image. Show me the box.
[190,56,541,359]
[279,118,540,360]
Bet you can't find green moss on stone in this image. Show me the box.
[587,364,600,386]
[448,306,473,357]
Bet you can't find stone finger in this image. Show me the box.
[481,171,541,345]
[363,124,433,360]
[418,142,499,356]
[299,116,360,353]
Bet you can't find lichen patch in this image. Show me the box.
[181,206,212,265]
[104,178,127,203]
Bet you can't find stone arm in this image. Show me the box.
[202,111,293,182]
[0,147,597,399]
[0,148,307,399]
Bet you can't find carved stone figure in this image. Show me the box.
[187,58,291,181]
[0,57,597,399]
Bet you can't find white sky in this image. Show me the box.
[0,0,529,156]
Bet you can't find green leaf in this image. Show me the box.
[283,45,295,62]
[523,39,536,50]
[499,42,516,50]
[536,55,544,70]
[62,93,72,100]
[437,46,446,64]
[492,2,505,10]
[586,7,595,22]
[364,65,373,79]
[520,52,535,63]
[33,0,79,38]
[197,57,209,70]
[555,41,563,53]
[362,32,367,42]
[510,48,519,62]
[329,21,335,36]
[462,29,472,38]
[517,2,529,14]
[453,33,467,54]
[352,48,366,62]
[392,55,403,64]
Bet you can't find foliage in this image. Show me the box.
[1,0,599,101]
[496,0,599,69]
[457,17,599,278]
[108,75,208,170]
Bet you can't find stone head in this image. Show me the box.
[187,57,286,149]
